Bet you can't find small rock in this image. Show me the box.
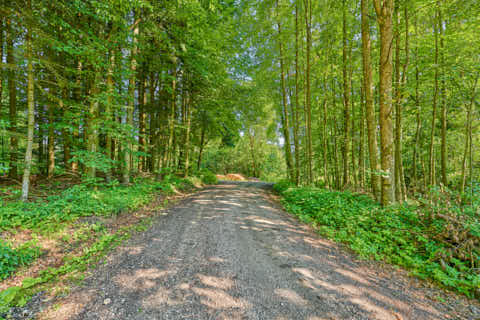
[104,298,112,305]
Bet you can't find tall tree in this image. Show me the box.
[373,0,395,205]
[361,0,380,200]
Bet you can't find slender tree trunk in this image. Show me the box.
[361,0,380,200]
[394,3,401,201]
[21,1,34,201]
[399,3,409,199]
[248,132,258,177]
[351,79,357,188]
[124,15,139,184]
[342,0,351,188]
[138,69,147,172]
[359,86,365,188]
[374,0,395,205]
[276,8,294,181]
[304,0,313,184]
[293,1,300,185]
[322,92,329,188]
[47,73,56,179]
[439,7,447,187]
[197,125,206,170]
[429,5,440,187]
[183,93,192,177]
[86,71,99,179]
[412,13,421,193]
[461,76,478,193]
[61,86,71,171]
[148,72,156,172]
[6,16,17,179]
[105,49,115,182]
[167,65,176,170]
[72,60,82,173]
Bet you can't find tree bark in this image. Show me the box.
[429,5,440,187]
[276,3,294,181]
[342,0,351,188]
[6,16,17,179]
[439,6,447,187]
[304,0,313,184]
[361,0,380,200]
[293,1,301,185]
[373,0,395,205]
[124,15,139,184]
[21,0,34,201]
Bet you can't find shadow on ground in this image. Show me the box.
[40,181,473,320]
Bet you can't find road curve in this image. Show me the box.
[42,181,471,320]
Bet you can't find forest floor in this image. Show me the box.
[23,181,479,320]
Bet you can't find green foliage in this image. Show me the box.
[272,179,295,194]
[0,242,40,281]
[277,185,480,298]
[198,169,218,185]
[0,178,190,234]
[0,173,205,314]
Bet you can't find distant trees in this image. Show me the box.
[240,0,479,205]
[0,0,239,201]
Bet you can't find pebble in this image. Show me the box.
[104,298,112,305]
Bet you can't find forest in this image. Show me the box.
[0,0,479,316]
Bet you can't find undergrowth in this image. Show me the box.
[0,173,211,314]
[275,182,480,299]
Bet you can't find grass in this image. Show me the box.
[274,181,480,299]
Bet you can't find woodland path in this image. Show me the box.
[41,181,475,320]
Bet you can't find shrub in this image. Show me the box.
[199,169,218,185]
[0,242,40,280]
[273,179,295,194]
[279,186,480,298]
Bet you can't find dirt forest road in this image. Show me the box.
[42,181,476,320]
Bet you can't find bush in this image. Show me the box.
[279,186,480,298]
[199,169,218,185]
[0,242,40,280]
[273,179,295,194]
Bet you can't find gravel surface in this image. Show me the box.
[39,181,478,320]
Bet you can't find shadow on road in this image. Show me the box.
[41,181,468,320]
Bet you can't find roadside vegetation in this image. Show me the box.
[274,181,480,299]
[0,171,216,315]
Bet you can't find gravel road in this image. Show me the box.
[41,181,477,320]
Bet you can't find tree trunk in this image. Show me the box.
[105,49,115,182]
[461,75,478,193]
[138,69,147,172]
[7,16,17,179]
[361,0,380,200]
[47,73,56,179]
[412,13,421,194]
[197,125,206,170]
[304,0,313,184]
[373,0,395,206]
[439,6,447,187]
[167,65,176,170]
[342,0,351,188]
[21,1,34,201]
[183,92,192,177]
[293,1,301,185]
[276,7,294,181]
[359,86,365,188]
[86,71,99,179]
[429,5,440,187]
[124,15,139,184]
